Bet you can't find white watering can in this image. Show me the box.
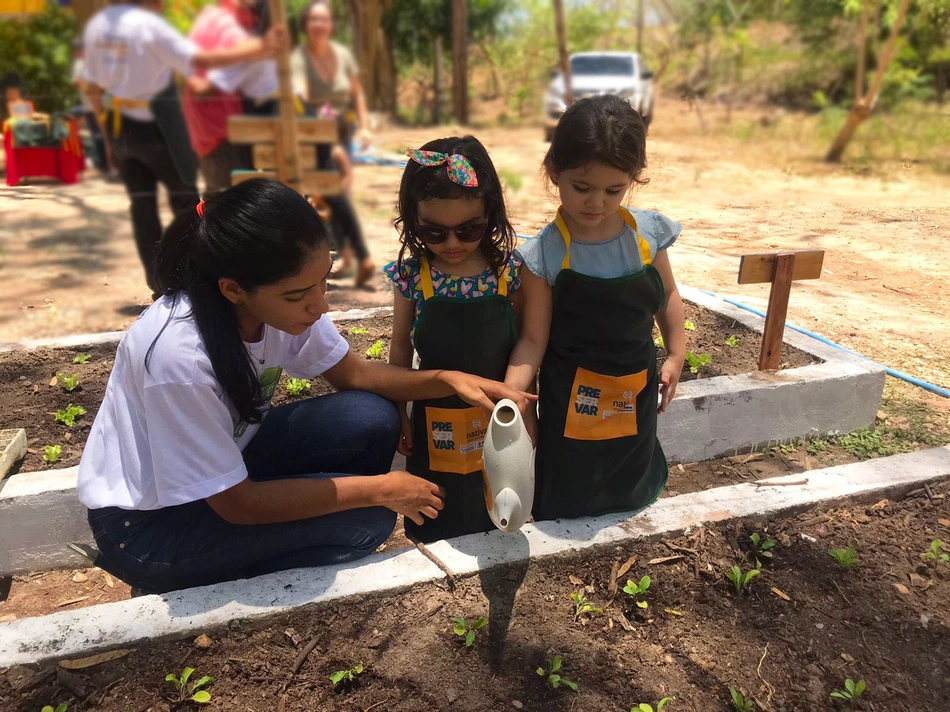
[482,399,535,533]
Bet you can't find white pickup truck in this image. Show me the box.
[543,51,655,141]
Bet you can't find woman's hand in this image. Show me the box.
[397,406,413,457]
[378,471,444,526]
[658,355,684,414]
[441,371,538,414]
[355,127,373,150]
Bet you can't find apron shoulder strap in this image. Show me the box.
[418,256,435,301]
[497,259,509,298]
[554,208,572,270]
[619,207,653,267]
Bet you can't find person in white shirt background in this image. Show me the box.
[81,0,284,296]
[78,178,535,595]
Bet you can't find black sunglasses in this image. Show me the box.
[415,221,490,244]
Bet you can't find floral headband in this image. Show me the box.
[407,149,479,188]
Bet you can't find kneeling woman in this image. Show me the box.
[78,179,532,594]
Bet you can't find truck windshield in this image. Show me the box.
[571,56,634,76]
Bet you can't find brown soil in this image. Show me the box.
[3,479,948,712]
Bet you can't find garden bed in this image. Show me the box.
[3,477,948,711]
[1,304,815,474]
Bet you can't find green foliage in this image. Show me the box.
[685,351,712,374]
[654,334,666,350]
[452,616,487,647]
[498,168,523,192]
[165,667,212,705]
[729,687,755,712]
[726,564,760,594]
[285,377,311,397]
[684,320,696,331]
[836,428,911,459]
[622,575,651,609]
[830,678,866,703]
[748,532,776,566]
[329,663,364,688]
[536,655,578,692]
[921,539,949,566]
[57,373,79,392]
[43,444,62,463]
[384,0,509,66]
[41,705,67,712]
[54,404,85,427]
[350,327,368,335]
[163,0,217,34]
[632,699,673,712]
[365,339,386,360]
[829,547,860,569]
[807,437,830,455]
[72,353,92,364]
[0,6,78,114]
[725,335,739,348]
[570,591,603,620]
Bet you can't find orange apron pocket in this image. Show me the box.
[425,406,488,474]
[563,367,648,441]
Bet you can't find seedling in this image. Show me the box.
[452,616,487,647]
[748,532,776,566]
[685,351,712,374]
[684,320,696,331]
[570,591,603,621]
[725,335,739,348]
[729,688,754,712]
[165,667,212,705]
[830,678,866,703]
[41,705,67,712]
[536,655,578,692]
[829,547,860,569]
[73,353,92,364]
[726,564,760,594]
[350,327,368,335]
[632,699,673,712]
[365,339,385,359]
[329,663,364,689]
[285,377,311,397]
[807,437,830,455]
[622,575,651,609]
[57,373,80,392]
[653,334,665,349]
[921,539,948,567]
[54,404,86,427]
[43,445,62,463]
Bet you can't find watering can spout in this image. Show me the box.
[482,399,535,533]
[492,488,523,532]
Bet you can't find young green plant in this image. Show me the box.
[622,575,651,609]
[41,705,67,712]
[57,373,80,392]
[921,539,948,567]
[329,663,364,689]
[729,688,754,712]
[726,564,760,594]
[165,667,212,705]
[725,334,739,347]
[350,326,368,335]
[54,404,86,427]
[452,616,487,647]
[684,320,696,331]
[685,351,712,374]
[653,333,665,349]
[365,339,385,359]
[570,591,603,621]
[43,444,62,463]
[829,547,860,569]
[285,377,311,397]
[537,655,578,692]
[748,532,776,566]
[73,353,92,364]
[830,678,866,703]
[632,699,673,712]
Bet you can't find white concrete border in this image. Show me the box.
[2,446,948,667]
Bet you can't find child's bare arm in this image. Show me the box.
[652,250,686,413]
[504,269,552,394]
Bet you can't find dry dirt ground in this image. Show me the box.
[2,99,948,392]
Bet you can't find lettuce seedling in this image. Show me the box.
[365,339,385,359]
[622,575,651,609]
[729,688,754,712]
[570,591,603,621]
[537,655,578,692]
[43,445,62,463]
[41,705,67,712]
[830,678,866,703]
[57,373,80,392]
[165,667,212,705]
[54,404,86,427]
[685,351,712,374]
[749,532,776,566]
[684,320,696,331]
[654,334,665,350]
[350,327,368,335]
[452,616,487,647]
[921,539,948,567]
[727,564,760,594]
[73,353,92,364]
[632,698,673,711]
[285,377,311,397]
[725,335,739,347]
[329,663,364,689]
[829,547,860,569]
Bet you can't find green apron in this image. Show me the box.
[534,208,668,520]
[405,256,519,543]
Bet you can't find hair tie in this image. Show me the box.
[196,199,206,217]
[407,149,478,188]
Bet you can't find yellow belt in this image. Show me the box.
[110,97,150,136]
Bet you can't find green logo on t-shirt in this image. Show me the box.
[233,366,284,438]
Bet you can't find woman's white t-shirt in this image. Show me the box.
[78,294,349,511]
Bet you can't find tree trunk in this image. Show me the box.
[452,0,469,124]
[434,35,444,124]
[346,0,391,111]
[825,0,911,162]
[553,0,573,106]
[636,0,645,56]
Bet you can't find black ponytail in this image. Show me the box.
[149,179,328,424]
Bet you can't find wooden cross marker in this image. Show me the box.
[737,250,825,371]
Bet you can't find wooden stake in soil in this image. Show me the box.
[268,0,301,191]
[415,542,457,583]
[737,250,824,371]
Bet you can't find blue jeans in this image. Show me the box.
[87,391,400,593]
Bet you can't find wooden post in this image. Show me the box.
[433,35,444,124]
[737,250,825,371]
[269,0,301,190]
[553,0,573,106]
[452,0,469,124]
[636,0,645,56]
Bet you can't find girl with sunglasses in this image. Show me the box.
[384,136,523,543]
